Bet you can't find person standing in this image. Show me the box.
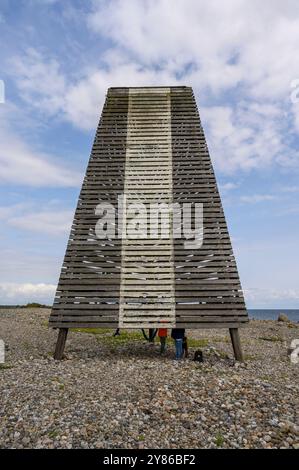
[158,328,167,354]
[171,328,185,360]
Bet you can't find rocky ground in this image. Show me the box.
[0,308,298,449]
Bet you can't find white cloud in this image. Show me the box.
[88,0,247,86]
[0,248,61,284]
[29,0,59,4]
[88,0,299,99]
[0,203,28,220]
[0,203,73,236]
[7,1,299,174]
[10,47,298,174]
[240,194,276,204]
[9,48,179,130]
[281,186,299,193]
[86,0,299,172]
[64,63,178,130]
[0,130,81,187]
[219,182,239,191]
[9,48,66,116]
[9,209,73,235]
[0,106,81,187]
[0,282,56,304]
[275,205,299,216]
[244,287,299,308]
[202,103,297,172]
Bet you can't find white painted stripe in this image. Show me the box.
[119,88,175,328]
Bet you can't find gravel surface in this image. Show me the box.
[0,308,298,449]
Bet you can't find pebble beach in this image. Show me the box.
[0,308,298,449]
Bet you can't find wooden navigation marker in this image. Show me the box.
[50,87,248,360]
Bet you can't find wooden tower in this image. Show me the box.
[49,86,248,360]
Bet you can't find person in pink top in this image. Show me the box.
[158,328,167,354]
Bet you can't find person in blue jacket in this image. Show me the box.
[171,328,185,360]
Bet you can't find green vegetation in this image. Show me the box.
[51,377,65,390]
[71,327,145,345]
[185,338,209,348]
[214,349,230,359]
[98,330,145,345]
[210,336,230,343]
[0,303,50,309]
[23,303,50,308]
[71,328,210,348]
[243,354,257,361]
[258,336,284,342]
[0,364,13,370]
[71,327,113,335]
[48,430,59,439]
[260,375,273,382]
[215,432,224,447]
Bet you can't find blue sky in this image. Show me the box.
[0,0,298,307]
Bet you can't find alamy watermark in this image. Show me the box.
[290,79,299,104]
[94,195,204,249]
[0,79,5,104]
[0,339,4,364]
[289,339,299,364]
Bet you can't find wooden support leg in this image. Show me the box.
[229,328,244,362]
[54,328,68,360]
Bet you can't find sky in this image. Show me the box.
[0,0,299,308]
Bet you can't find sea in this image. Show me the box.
[0,306,298,322]
[248,309,299,322]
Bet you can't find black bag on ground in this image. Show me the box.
[193,350,203,362]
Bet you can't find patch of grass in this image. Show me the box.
[23,302,49,308]
[243,354,257,361]
[216,350,230,359]
[51,376,65,388]
[50,377,65,390]
[71,329,212,349]
[71,328,213,349]
[0,363,13,370]
[259,336,284,342]
[98,330,145,345]
[260,375,272,382]
[48,430,59,439]
[186,338,209,348]
[210,337,230,343]
[138,434,145,441]
[215,432,224,447]
[71,327,113,335]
